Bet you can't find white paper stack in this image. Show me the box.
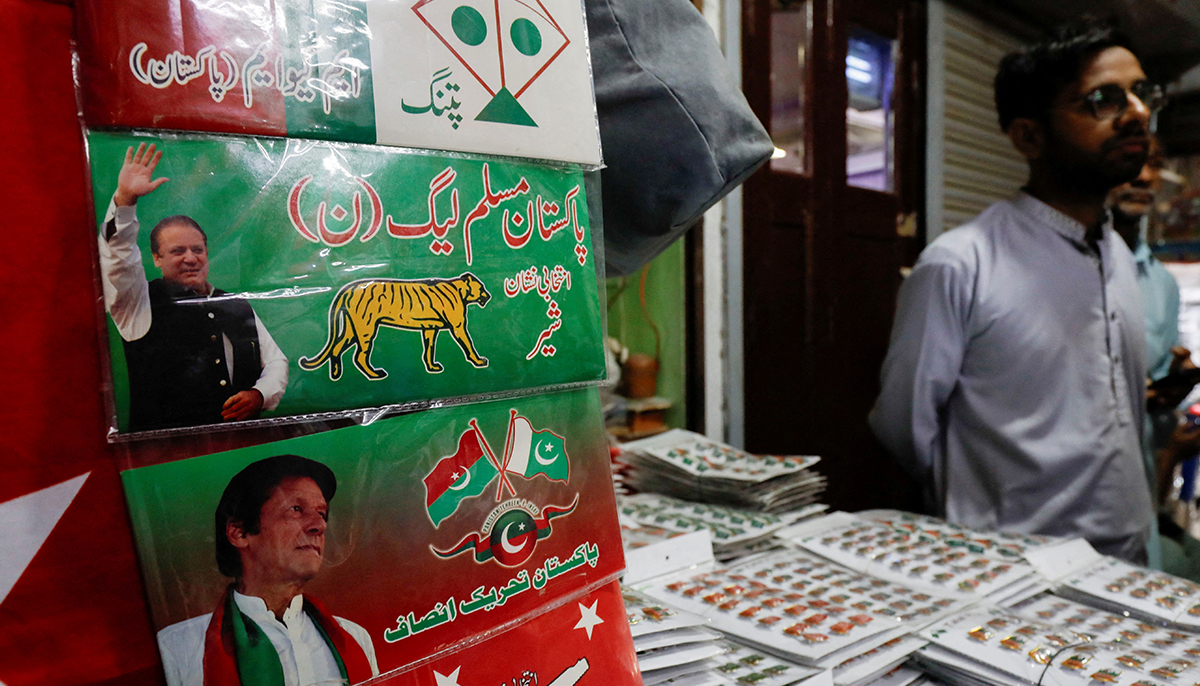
[914,600,1200,686]
[858,666,928,686]
[617,430,827,513]
[623,587,728,684]
[778,513,1047,606]
[619,515,717,585]
[702,638,830,686]
[856,511,1054,563]
[636,548,966,670]
[622,586,831,686]
[1055,556,1200,630]
[620,492,826,562]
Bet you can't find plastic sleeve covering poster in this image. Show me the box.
[88,131,604,434]
[120,387,638,684]
[74,0,602,166]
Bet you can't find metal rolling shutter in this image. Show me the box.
[940,4,1026,233]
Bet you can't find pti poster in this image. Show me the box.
[120,387,629,681]
[378,580,640,685]
[75,0,603,166]
[88,130,605,436]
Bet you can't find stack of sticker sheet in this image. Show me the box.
[913,592,1200,686]
[620,515,696,551]
[856,665,930,686]
[1055,557,1200,630]
[636,548,971,674]
[856,511,1054,563]
[619,492,827,561]
[618,514,716,586]
[622,587,728,684]
[617,430,826,513]
[699,638,829,686]
[778,513,1047,606]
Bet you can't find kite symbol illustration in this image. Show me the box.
[412,0,571,126]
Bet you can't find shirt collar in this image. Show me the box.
[1132,238,1152,264]
[1128,216,1152,266]
[1013,191,1108,249]
[233,590,305,625]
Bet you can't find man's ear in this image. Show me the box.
[227,520,251,549]
[1007,118,1045,161]
[151,252,163,269]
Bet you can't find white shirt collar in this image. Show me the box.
[233,590,305,626]
[1012,191,1107,248]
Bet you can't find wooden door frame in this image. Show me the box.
[739,0,926,512]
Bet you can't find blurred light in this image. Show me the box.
[846,67,872,84]
[772,147,787,159]
[846,55,872,72]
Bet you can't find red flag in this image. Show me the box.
[0,4,165,681]
[426,431,486,505]
[0,3,163,684]
[423,430,500,526]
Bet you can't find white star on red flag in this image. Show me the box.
[573,599,604,639]
[434,666,464,686]
[0,473,89,606]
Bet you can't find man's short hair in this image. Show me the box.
[150,215,207,256]
[214,455,337,579]
[994,17,1136,132]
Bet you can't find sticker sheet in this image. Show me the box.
[1059,557,1200,629]
[918,604,1200,686]
[617,430,826,513]
[857,510,1053,562]
[618,493,796,546]
[638,549,969,667]
[119,387,624,678]
[782,514,1041,602]
[88,131,604,435]
[75,0,602,166]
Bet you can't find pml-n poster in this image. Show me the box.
[89,131,604,435]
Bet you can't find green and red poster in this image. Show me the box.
[75,0,603,166]
[88,130,605,435]
[120,387,632,681]
[380,580,639,685]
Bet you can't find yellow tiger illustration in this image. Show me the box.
[299,273,491,380]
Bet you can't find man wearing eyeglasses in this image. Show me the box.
[871,19,1160,562]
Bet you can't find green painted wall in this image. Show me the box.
[604,241,687,428]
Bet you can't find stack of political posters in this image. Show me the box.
[73,0,640,681]
[618,430,827,513]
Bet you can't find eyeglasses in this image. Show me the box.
[1080,81,1166,119]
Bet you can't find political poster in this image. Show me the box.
[88,130,605,436]
[120,387,629,682]
[378,580,639,685]
[75,0,602,166]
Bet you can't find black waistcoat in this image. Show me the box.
[124,279,261,431]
